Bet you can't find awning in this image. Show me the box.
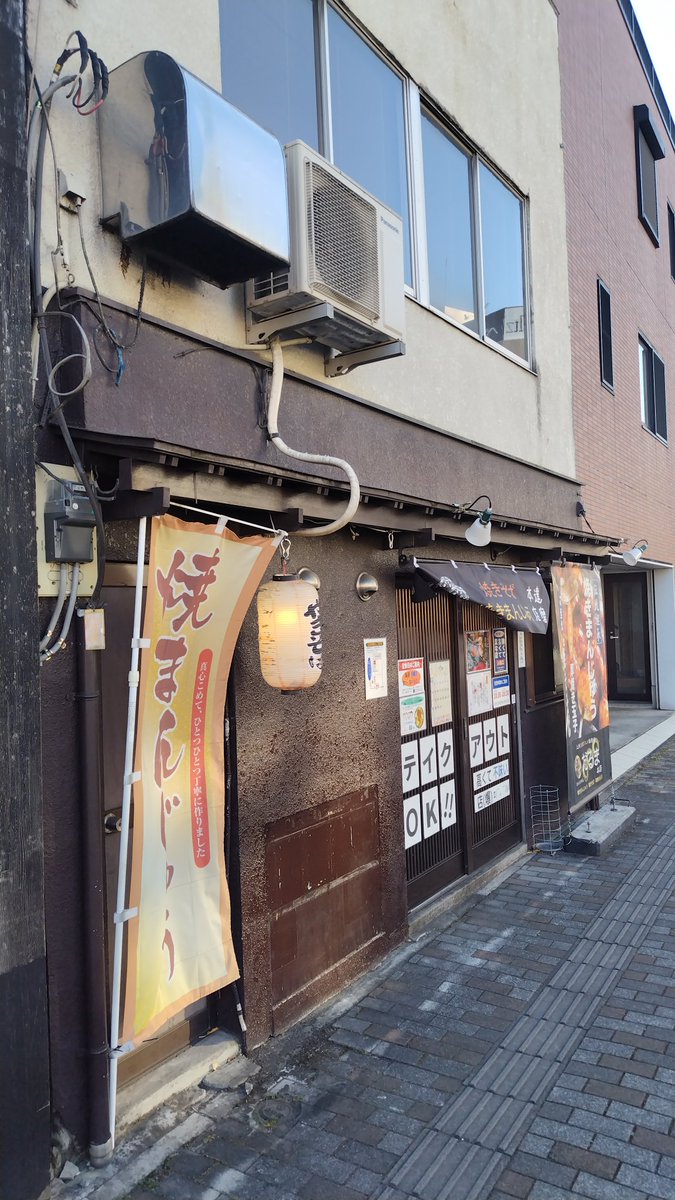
[412,558,550,634]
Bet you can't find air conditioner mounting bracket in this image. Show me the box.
[324,339,406,377]
[245,303,335,345]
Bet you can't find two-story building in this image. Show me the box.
[11,1,623,1192]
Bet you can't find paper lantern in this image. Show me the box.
[257,575,322,691]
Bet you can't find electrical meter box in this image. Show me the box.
[98,51,289,288]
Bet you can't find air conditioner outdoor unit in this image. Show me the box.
[246,141,406,375]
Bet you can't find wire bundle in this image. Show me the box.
[28,31,113,655]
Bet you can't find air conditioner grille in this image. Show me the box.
[306,161,380,323]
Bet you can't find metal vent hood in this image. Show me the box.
[98,52,289,288]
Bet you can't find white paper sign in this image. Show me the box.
[403,794,422,847]
[400,741,420,794]
[419,734,438,785]
[440,778,457,828]
[436,728,454,778]
[429,659,453,726]
[473,759,509,791]
[483,717,497,762]
[474,778,510,813]
[469,723,484,767]
[517,630,526,669]
[398,658,424,697]
[364,638,388,699]
[421,786,440,838]
[399,693,427,735]
[467,670,492,716]
[492,676,510,707]
[497,713,510,756]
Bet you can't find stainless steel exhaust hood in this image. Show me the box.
[98,51,289,288]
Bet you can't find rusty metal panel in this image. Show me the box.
[266,787,381,1012]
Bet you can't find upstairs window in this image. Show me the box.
[597,280,614,390]
[668,204,675,280]
[634,104,665,245]
[639,335,667,441]
[220,1,532,364]
[220,0,412,284]
[421,110,529,364]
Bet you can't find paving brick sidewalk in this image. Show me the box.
[64,742,675,1200]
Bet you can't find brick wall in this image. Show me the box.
[558,0,675,564]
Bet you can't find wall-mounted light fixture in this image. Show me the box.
[622,539,648,566]
[297,566,321,589]
[356,572,378,601]
[456,495,493,547]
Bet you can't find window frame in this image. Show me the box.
[220,0,534,368]
[668,203,675,281]
[597,278,614,392]
[418,100,532,370]
[634,104,666,246]
[638,333,668,443]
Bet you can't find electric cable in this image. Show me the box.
[41,564,81,663]
[39,563,68,652]
[32,90,105,607]
[267,338,360,537]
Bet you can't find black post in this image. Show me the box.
[0,3,51,1198]
[76,624,113,1163]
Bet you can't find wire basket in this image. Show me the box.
[529,785,571,855]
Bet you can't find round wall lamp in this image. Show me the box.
[622,540,648,566]
[356,572,379,601]
[298,566,321,589]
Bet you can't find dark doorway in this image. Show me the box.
[604,573,652,703]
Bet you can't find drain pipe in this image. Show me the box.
[76,617,113,1165]
[268,338,360,535]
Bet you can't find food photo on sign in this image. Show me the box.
[551,563,611,805]
[465,631,490,674]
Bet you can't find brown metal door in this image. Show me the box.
[396,586,465,908]
[458,602,521,870]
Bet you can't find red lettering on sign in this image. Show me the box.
[190,649,212,867]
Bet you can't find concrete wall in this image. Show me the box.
[28,0,575,482]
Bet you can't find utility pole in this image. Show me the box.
[0,2,51,1197]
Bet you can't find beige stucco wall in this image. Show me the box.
[28,0,575,479]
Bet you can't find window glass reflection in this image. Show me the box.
[479,162,528,362]
[421,113,477,330]
[220,0,319,150]
[328,7,412,284]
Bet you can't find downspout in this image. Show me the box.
[76,618,113,1165]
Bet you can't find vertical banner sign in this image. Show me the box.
[551,564,611,807]
[122,515,277,1046]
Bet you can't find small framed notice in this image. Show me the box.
[364,638,388,699]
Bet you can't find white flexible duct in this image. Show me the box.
[267,338,360,537]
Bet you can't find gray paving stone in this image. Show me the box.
[589,1133,659,1170]
[508,1150,577,1191]
[616,1165,675,1199]
[568,940,635,970]
[567,1109,633,1141]
[530,1118,593,1150]
[471,1049,560,1103]
[571,1169,651,1199]
[527,987,604,1027]
[604,1101,672,1132]
[501,1015,584,1061]
[435,1088,534,1152]
[390,1130,507,1200]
